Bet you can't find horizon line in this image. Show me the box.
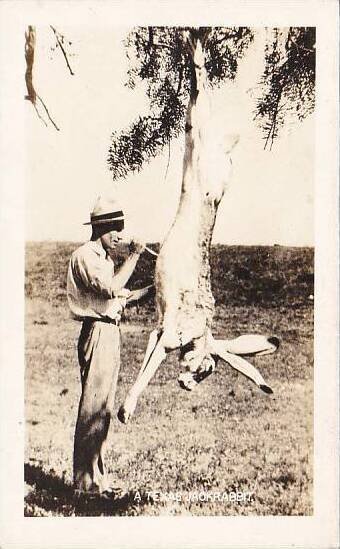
[25,239,315,249]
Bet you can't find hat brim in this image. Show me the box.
[84,216,125,226]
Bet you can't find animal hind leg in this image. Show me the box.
[212,339,273,394]
[137,329,161,373]
[117,330,167,424]
[218,334,279,356]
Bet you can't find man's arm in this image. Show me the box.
[73,240,145,298]
[110,241,145,294]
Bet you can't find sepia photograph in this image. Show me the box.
[0,1,338,548]
[24,23,315,517]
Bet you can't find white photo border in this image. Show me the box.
[0,1,338,548]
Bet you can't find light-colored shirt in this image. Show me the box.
[67,240,127,321]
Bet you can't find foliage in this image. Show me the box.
[255,27,315,149]
[108,26,315,180]
[107,27,254,179]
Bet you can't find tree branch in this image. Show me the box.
[154,42,173,50]
[32,102,48,127]
[213,32,231,45]
[50,25,74,75]
[176,63,184,96]
[37,94,60,131]
[164,139,171,182]
[289,35,315,54]
[264,87,283,150]
[25,26,37,103]
[25,25,60,130]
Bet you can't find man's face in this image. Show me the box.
[99,221,124,252]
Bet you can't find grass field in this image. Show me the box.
[25,242,314,516]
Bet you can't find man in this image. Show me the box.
[67,195,146,495]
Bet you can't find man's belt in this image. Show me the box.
[83,316,120,326]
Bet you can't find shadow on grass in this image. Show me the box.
[24,463,149,516]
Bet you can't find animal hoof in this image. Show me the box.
[117,405,132,423]
[117,404,134,424]
[117,396,137,423]
[268,336,280,350]
[117,405,129,424]
[260,384,273,395]
[178,372,198,391]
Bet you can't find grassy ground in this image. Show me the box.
[25,242,314,516]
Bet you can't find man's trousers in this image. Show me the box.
[73,319,120,492]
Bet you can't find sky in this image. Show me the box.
[25,26,314,246]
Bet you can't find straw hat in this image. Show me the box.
[84,195,125,226]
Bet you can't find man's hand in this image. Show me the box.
[126,285,155,305]
[117,288,131,299]
[116,287,131,309]
[128,239,146,255]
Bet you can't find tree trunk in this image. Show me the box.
[24,26,60,130]
[25,26,36,103]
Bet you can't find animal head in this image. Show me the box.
[198,131,240,204]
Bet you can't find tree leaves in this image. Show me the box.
[107,26,253,180]
[205,27,254,85]
[107,26,315,179]
[254,27,315,149]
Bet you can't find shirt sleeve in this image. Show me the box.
[72,249,116,298]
